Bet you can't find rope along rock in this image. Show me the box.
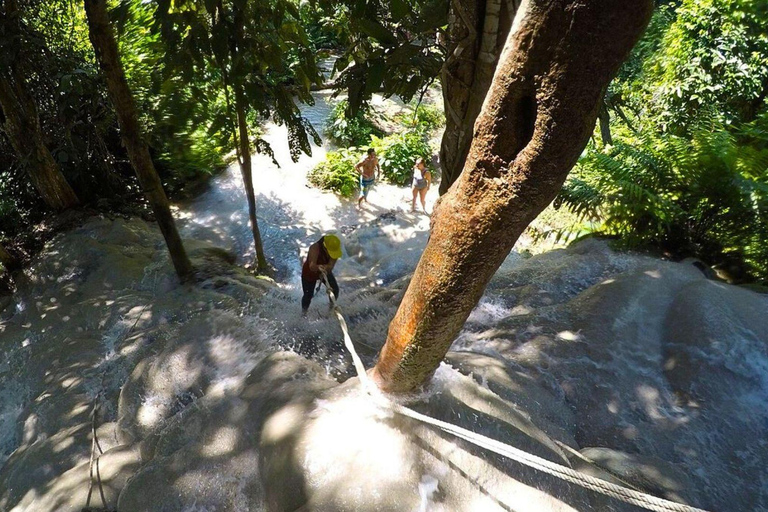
[318,272,710,512]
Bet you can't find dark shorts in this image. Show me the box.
[360,176,375,198]
[301,273,339,311]
[413,178,428,190]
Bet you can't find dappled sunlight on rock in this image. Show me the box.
[1,87,766,512]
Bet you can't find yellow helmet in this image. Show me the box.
[323,234,343,259]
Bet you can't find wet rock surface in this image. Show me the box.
[1,91,767,510]
[0,215,765,511]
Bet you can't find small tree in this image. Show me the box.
[152,0,321,273]
[84,0,193,281]
[373,0,654,392]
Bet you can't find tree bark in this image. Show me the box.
[0,242,17,270]
[234,89,269,273]
[84,0,194,281]
[438,0,519,195]
[598,99,613,145]
[0,0,79,211]
[373,0,654,392]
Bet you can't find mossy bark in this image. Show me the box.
[373,0,654,392]
[84,0,193,281]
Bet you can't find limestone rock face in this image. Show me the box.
[0,218,274,511]
[1,218,766,512]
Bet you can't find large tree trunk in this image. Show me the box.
[234,89,269,273]
[0,0,79,210]
[438,0,519,195]
[373,0,654,392]
[0,242,17,270]
[84,0,193,281]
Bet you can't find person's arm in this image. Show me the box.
[375,158,381,179]
[425,170,432,187]
[307,243,321,272]
[355,159,365,175]
[326,258,337,272]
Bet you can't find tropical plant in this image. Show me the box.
[610,0,768,134]
[307,148,359,196]
[370,130,434,185]
[326,100,383,146]
[394,103,445,131]
[556,120,768,280]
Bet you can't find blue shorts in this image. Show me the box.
[360,176,375,198]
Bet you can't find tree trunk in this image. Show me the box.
[0,75,80,210]
[0,0,79,210]
[373,0,654,392]
[598,99,613,145]
[234,89,269,273]
[0,242,17,270]
[438,0,519,195]
[84,0,193,281]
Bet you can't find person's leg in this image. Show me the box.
[301,277,316,312]
[420,187,428,212]
[411,187,418,212]
[358,175,365,208]
[327,273,340,302]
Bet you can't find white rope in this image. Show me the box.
[317,272,710,512]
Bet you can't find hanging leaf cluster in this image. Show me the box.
[317,0,449,115]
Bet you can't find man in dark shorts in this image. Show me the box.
[301,234,342,313]
[355,148,380,209]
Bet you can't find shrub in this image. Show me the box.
[555,121,768,280]
[394,104,445,131]
[326,100,383,146]
[307,149,359,197]
[370,130,434,186]
[309,128,437,193]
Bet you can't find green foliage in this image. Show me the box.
[309,128,434,192]
[0,0,130,238]
[560,0,768,282]
[326,100,383,146]
[135,0,322,165]
[370,130,433,186]
[116,1,229,185]
[393,103,444,131]
[557,120,768,280]
[321,0,448,115]
[307,149,359,196]
[615,0,768,133]
[298,2,349,51]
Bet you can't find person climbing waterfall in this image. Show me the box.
[355,148,380,209]
[301,234,343,314]
[411,157,431,214]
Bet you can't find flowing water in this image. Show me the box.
[177,88,441,369]
[1,84,767,511]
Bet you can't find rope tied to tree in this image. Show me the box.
[317,271,710,512]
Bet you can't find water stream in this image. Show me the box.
[0,83,766,511]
